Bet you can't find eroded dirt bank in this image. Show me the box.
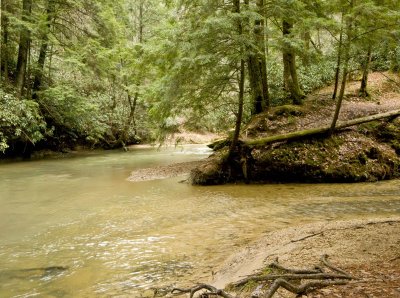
[191,73,400,185]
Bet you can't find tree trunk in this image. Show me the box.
[15,0,33,97]
[257,0,269,110]
[228,0,245,159]
[282,20,304,105]
[331,1,353,132]
[32,0,55,99]
[247,0,269,115]
[333,13,344,100]
[390,44,400,72]
[245,109,400,147]
[302,31,311,67]
[248,55,264,115]
[119,0,144,146]
[359,46,372,97]
[1,0,10,83]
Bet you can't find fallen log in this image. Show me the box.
[245,109,400,147]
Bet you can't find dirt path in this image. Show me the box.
[211,217,400,297]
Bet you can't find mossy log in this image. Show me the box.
[246,109,400,147]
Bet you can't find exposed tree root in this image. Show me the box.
[264,278,348,298]
[171,284,235,298]
[171,255,354,298]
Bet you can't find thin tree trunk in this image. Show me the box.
[16,0,33,97]
[257,0,269,110]
[229,60,245,158]
[119,0,144,146]
[32,0,55,99]
[229,0,245,159]
[1,0,10,83]
[331,1,354,131]
[302,31,311,67]
[390,44,400,72]
[282,20,304,105]
[333,13,344,100]
[359,46,372,97]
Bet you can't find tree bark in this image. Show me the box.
[282,20,304,105]
[228,0,245,159]
[1,0,10,83]
[302,31,311,67]
[245,109,400,147]
[331,1,353,132]
[32,0,55,99]
[16,0,33,97]
[247,0,269,115]
[258,0,269,110]
[119,0,144,146]
[332,13,344,100]
[359,46,372,97]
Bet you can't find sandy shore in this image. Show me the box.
[127,160,208,182]
[211,217,400,297]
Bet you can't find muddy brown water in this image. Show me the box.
[0,145,399,297]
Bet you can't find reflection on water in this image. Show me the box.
[0,145,399,297]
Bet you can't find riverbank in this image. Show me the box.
[191,72,400,185]
[210,217,400,297]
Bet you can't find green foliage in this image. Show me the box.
[298,58,337,94]
[1,0,400,157]
[40,85,108,145]
[0,91,46,153]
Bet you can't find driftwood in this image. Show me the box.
[245,109,400,147]
[171,255,354,298]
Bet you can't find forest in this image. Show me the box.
[1,1,400,297]
[1,0,399,159]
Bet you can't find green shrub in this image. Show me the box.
[0,91,46,153]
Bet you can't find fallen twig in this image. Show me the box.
[290,231,324,243]
[269,257,323,274]
[321,254,353,278]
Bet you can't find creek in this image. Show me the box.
[0,145,399,297]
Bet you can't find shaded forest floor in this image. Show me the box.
[246,72,400,137]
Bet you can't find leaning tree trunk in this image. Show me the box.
[228,0,245,160]
[332,13,344,100]
[359,46,372,97]
[32,0,55,99]
[282,20,304,105]
[15,0,33,98]
[331,1,353,132]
